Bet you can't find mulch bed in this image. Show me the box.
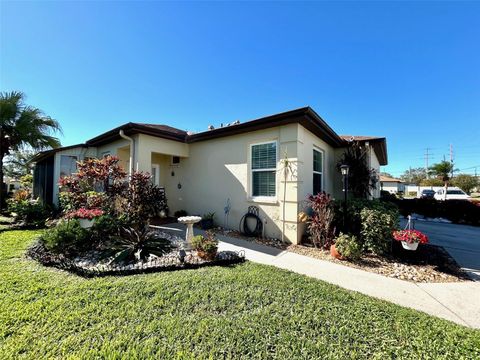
[288,242,471,283]
[209,227,471,283]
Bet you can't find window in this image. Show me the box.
[151,164,160,186]
[251,141,277,197]
[60,155,77,178]
[313,149,323,194]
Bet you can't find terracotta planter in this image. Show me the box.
[401,241,419,251]
[79,218,94,229]
[330,244,344,260]
[197,250,217,261]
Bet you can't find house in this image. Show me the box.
[32,107,387,244]
[380,175,404,194]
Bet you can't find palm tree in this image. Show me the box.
[0,91,62,209]
[429,161,454,200]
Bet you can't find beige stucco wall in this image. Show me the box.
[158,125,301,242]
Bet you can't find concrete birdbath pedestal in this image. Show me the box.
[177,216,202,247]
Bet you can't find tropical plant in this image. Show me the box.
[41,219,89,253]
[7,197,49,228]
[337,141,377,198]
[0,91,62,209]
[203,212,215,220]
[305,192,335,249]
[191,231,219,256]
[452,174,478,195]
[334,233,362,260]
[116,172,168,227]
[58,156,126,213]
[109,226,174,264]
[429,161,455,200]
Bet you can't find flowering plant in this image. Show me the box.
[66,208,104,220]
[392,229,429,244]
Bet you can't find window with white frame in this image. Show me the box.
[313,149,323,194]
[251,141,277,197]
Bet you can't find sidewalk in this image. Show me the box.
[158,223,480,329]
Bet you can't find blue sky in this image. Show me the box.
[1,1,479,177]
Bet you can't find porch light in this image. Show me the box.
[340,164,350,176]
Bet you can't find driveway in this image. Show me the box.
[400,219,480,280]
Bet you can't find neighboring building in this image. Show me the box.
[380,175,404,194]
[32,107,387,244]
[2,176,21,194]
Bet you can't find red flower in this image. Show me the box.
[392,230,429,244]
[66,207,104,220]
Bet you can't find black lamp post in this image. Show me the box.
[340,164,350,229]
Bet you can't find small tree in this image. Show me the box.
[452,174,478,195]
[400,167,427,185]
[337,141,377,198]
[305,192,335,249]
[429,161,454,200]
[0,91,62,209]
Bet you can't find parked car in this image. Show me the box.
[420,189,436,199]
[434,188,471,201]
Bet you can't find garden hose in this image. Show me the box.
[239,212,263,237]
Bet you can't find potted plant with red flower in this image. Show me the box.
[66,208,104,228]
[392,229,429,251]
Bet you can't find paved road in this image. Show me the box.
[401,219,480,280]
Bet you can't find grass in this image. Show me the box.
[1,231,479,359]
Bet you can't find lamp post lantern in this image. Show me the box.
[340,164,350,229]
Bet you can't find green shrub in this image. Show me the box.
[335,233,362,260]
[333,199,399,254]
[360,208,398,254]
[41,219,90,253]
[7,197,49,228]
[191,232,218,254]
[391,198,480,226]
[90,214,127,244]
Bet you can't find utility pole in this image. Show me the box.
[424,148,433,178]
[449,143,454,178]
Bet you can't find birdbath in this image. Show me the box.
[177,216,202,247]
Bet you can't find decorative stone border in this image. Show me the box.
[26,240,245,278]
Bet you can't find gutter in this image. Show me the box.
[119,130,135,176]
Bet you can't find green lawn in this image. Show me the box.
[1,231,479,359]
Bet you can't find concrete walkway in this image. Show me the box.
[157,223,480,329]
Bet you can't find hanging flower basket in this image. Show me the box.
[392,229,429,251]
[66,208,104,228]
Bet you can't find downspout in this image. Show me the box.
[119,130,135,176]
